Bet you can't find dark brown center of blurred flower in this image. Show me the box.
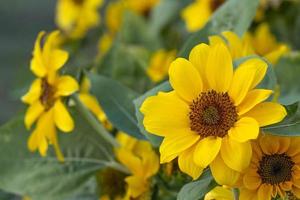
[73,0,84,5]
[40,79,56,110]
[189,90,237,138]
[210,0,225,11]
[258,153,294,185]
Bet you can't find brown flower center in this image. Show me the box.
[40,79,56,110]
[257,153,294,185]
[73,0,84,5]
[210,0,225,11]
[189,90,238,138]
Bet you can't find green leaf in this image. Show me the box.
[0,109,114,200]
[177,170,217,200]
[263,102,300,136]
[133,82,171,147]
[179,0,259,58]
[275,53,300,105]
[88,73,145,140]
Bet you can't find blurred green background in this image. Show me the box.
[0,0,56,124]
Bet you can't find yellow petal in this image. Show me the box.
[193,136,222,168]
[221,137,252,172]
[160,133,200,163]
[78,93,104,119]
[49,49,69,71]
[141,91,191,137]
[204,186,234,200]
[24,101,45,129]
[243,171,262,190]
[257,184,272,200]
[287,137,300,156]
[239,188,258,200]
[21,79,42,104]
[125,176,148,198]
[264,44,288,65]
[30,31,47,77]
[208,35,226,46]
[222,31,244,59]
[259,134,290,155]
[243,102,287,127]
[210,154,240,186]
[169,58,203,102]
[237,89,273,115]
[53,100,74,132]
[178,145,204,180]
[188,43,210,89]
[55,75,79,96]
[228,117,259,143]
[228,58,268,105]
[206,43,233,92]
[27,129,40,152]
[115,148,143,175]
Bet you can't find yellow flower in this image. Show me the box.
[22,31,79,161]
[204,186,234,200]
[247,23,289,65]
[98,33,114,55]
[147,49,177,83]
[141,42,287,185]
[79,77,112,130]
[56,0,103,39]
[181,0,225,32]
[240,134,300,200]
[115,132,159,199]
[210,26,289,64]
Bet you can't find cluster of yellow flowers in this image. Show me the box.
[18,0,300,200]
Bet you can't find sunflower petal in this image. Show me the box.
[169,58,203,102]
[21,79,42,104]
[55,75,79,96]
[193,136,222,168]
[257,184,272,200]
[221,137,252,171]
[206,43,233,92]
[24,101,45,129]
[53,100,74,132]
[243,171,262,190]
[243,102,287,127]
[30,31,46,77]
[229,117,259,143]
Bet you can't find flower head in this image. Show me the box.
[22,31,79,161]
[147,49,177,83]
[141,42,286,184]
[240,134,300,200]
[181,0,225,32]
[56,0,103,39]
[115,132,159,199]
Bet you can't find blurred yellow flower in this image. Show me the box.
[147,49,176,83]
[181,0,225,32]
[79,77,112,130]
[98,33,114,55]
[115,132,159,199]
[22,31,79,161]
[204,186,234,200]
[240,134,300,200]
[141,42,286,184]
[209,26,289,65]
[56,0,103,39]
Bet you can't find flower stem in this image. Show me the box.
[72,94,119,147]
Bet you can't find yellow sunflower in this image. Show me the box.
[115,132,159,199]
[240,134,300,200]
[181,0,225,32]
[140,42,286,185]
[22,31,79,161]
[147,49,177,83]
[204,186,234,200]
[56,0,103,39]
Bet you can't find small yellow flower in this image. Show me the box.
[141,42,287,185]
[56,0,103,39]
[98,33,114,55]
[204,186,234,200]
[115,132,159,199]
[147,49,176,83]
[22,31,79,161]
[181,0,225,32]
[240,134,300,200]
[79,77,112,130]
[210,26,289,64]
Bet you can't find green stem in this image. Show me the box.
[106,161,130,174]
[72,94,119,147]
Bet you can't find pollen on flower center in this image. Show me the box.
[210,0,225,11]
[257,153,294,185]
[189,90,238,138]
[40,79,57,110]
